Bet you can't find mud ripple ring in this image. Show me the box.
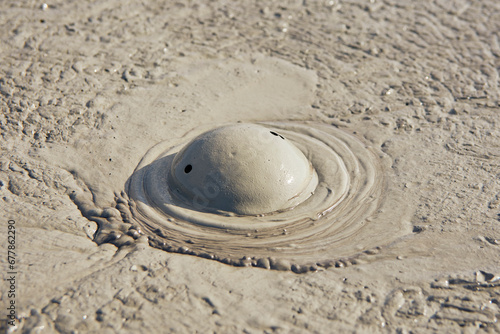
[111,122,406,272]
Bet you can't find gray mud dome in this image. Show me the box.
[1,0,499,333]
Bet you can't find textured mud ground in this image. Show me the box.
[1,0,500,333]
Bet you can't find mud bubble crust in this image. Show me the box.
[124,122,406,272]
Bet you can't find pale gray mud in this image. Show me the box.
[1,0,499,333]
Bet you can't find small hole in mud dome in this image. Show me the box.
[184,164,192,173]
[270,131,285,139]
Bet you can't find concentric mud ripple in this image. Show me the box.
[74,122,410,273]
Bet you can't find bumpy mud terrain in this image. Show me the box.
[1,0,499,332]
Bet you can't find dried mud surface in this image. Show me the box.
[1,0,499,333]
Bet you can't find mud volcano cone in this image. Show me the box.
[168,124,317,215]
